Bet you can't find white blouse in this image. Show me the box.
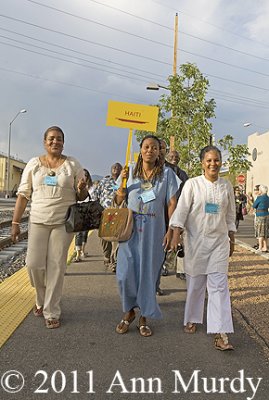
[17,156,84,225]
[170,175,236,276]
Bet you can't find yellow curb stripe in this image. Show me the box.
[0,230,94,349]
[0,267,35,348]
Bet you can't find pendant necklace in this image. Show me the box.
[141,167,155,190]
[46,156,61,176]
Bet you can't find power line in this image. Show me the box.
[149,0,269,49]
[0,27,164,79]
[0,65,146,103]
[1,12,269,90]
[0,13,172,66]
[0,39,152,83]
[88,0,269,62]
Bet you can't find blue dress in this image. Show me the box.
[116,167,179,319]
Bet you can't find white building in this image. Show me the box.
[246,131,269,194]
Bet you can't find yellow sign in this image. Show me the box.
[107,101,159,132]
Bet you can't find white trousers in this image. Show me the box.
[184,273,234,334]
[26,223,73,319]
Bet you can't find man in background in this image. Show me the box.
[91,162,122,272]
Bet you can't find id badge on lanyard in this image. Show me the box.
[44,176,58,186]
[140,189,156,203]
[205,202,219,214]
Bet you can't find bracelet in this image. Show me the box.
[12,221,20,225]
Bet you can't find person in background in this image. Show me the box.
[252,184,269,252]
[157,141,188,286]
[252,185,260,250]
[74,169,93,262]
[11,126,87,329]
[234,186,244,229]
[166,148,189,280]
[169,145,236,351]
[114,135,179,337]
[91,162,122,272]
[166,149,189,197]
[246,191,254,214]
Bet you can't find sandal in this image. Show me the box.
[184,322,197,334]
[45,318,60,329]
[214,334,234,351]
[116,311,135,334]
[33,305,43,317]
[137,317,152,337]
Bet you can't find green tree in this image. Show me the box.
[218,135,252,183]
[160,63,216,176]
[135,62,251,178]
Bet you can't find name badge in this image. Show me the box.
[140,189,156,203]
[205,202,219,214]
[44,176,58,186]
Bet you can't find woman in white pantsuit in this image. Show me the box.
[11,126,88,329]
[169,145,236,351]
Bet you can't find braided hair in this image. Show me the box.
[133,135,164,183]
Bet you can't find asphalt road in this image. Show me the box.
[0,231,268,400]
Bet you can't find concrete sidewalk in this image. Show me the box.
[0,231,269,400]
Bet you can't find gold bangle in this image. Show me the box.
[12,221,20,225]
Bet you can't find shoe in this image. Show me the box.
[45,318,60,329]
[33,305,43,317]
[184,322,197,334]
[156,288,164,296]
[116,311,136,334]
[74,257,81,263]
[253,245,259,249]
[214,334,234,351]
[137,317,152,337]
[161,267,168,276]
[104,259,110,268]
[111,265,116,273]
[81,252,89,258]
[179,273,186,280]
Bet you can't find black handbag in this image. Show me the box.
[65,201,104,233]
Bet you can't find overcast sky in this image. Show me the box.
[0,0,269,176]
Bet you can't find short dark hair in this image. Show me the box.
[44,126,65,142]
[199,145,222,162]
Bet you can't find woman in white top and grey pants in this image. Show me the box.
[11,126,88,329]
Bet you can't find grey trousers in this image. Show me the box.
[100,238,118,268]
[26,223,73,319]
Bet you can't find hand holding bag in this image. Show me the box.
[65,200,104,233]
[98,202,133,242]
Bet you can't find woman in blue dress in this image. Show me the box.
[114,135,179,337]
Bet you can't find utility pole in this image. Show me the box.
[170,13,178,151]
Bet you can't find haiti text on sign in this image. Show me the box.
[106,101,159,132]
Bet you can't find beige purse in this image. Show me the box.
[98,202,133,242]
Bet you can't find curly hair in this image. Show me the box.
[133,135,164,183]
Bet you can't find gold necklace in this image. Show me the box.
[141,167,155,190]
[46,156,61,177]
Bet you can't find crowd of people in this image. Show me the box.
[11,127,269,352]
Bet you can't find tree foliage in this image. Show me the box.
[218,135,252,177]
[135,62,251,178]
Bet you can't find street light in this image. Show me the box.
[243,122,267,131]
[6,109,27,197]
[146,83,169,91]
